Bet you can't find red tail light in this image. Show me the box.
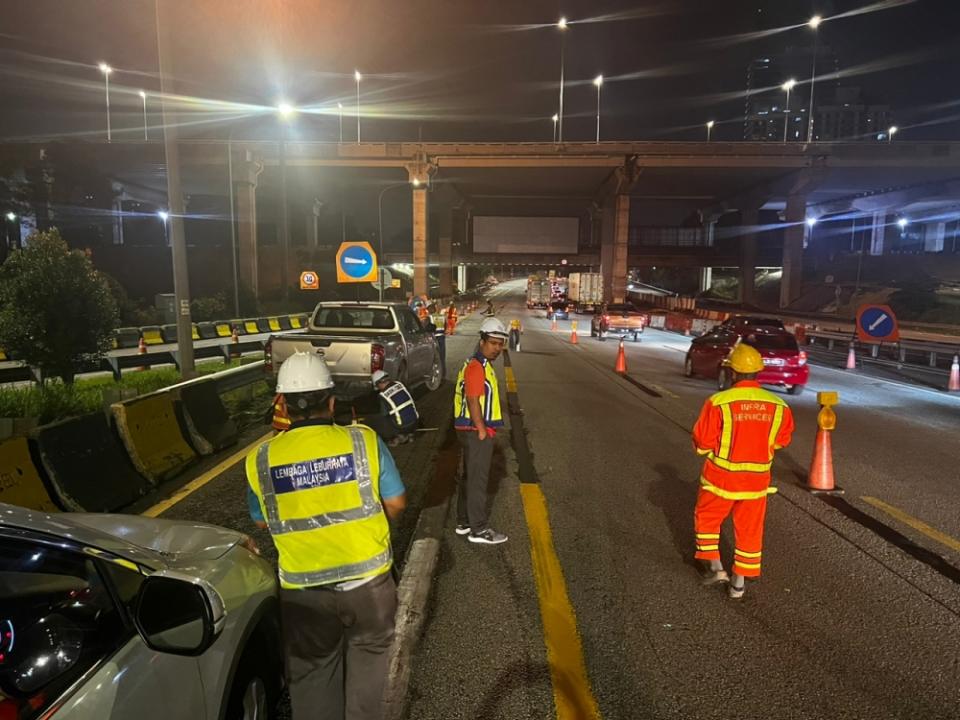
[787,350,807,367]
[603,315,610,323]
[799,350,807,366]
[371,344,385,372]
[263,339,272,373]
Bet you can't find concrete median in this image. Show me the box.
[178,382,238,455]
[0,436,59,511]
[111,393,198,484]
[35,413,152,511]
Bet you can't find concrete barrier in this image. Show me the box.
[142,325,164,345]
[34,413,151,511]
[179,382,238,455]
[197,322,218,340]
[0,436,59,511]
[112,394,197,484]
[114,327,142,349]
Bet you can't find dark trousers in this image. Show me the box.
[508,328,520,350]
[457,430,495,531]
[363,414,405,441]
[281,571,397,720]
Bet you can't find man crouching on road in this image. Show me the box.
[453,317,510,545]
[691,343,794,600]
[246,351,406,720]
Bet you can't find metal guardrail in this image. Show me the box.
[805,329,960,372]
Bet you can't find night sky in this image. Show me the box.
[2,0,959,144]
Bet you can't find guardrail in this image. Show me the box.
[805,329,960,372]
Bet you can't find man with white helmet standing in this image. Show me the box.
[246,351,406,720]
[453,316,510,544]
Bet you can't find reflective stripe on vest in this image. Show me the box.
[254,425,391,588]
[454,355,503,428]
[381,382,418,427]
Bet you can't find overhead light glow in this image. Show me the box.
[557,17,568,30]
[897,217,909,229]
[551,113,559,122]
[806,217,818,227]
[138,90,146,99]
[782,78,797,91]
[354,70,362,82]
[157,210,169,222]
[276,102,295,118]
[98,62,112,75]
[5,212,16,221]
[593,74,603,87]
[808,15,822,29]
[706,120,715,128]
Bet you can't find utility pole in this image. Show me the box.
[155,0,195,377]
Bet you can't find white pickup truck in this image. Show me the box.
[265,302,443,398]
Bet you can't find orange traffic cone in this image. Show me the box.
[551,316,558,332]
[614,338,627,373]
[230,326,240,359]
[808,392,843,495]
[845,343,856,370]
[137,336,148,372]
[570,321,579,345]
[948,355,960,392]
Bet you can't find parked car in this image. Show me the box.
[266,302,443,399]
[0,504,283,720]
[591,302,647,342]
[684,324,809,394]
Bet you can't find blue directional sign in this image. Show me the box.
[856,304,899,343]
[335,242,378,283]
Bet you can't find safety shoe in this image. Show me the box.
[455,524,471,536]
[728,583,746,600]
[388,437,403,448]
[468,528,508,545]
[701,570,730,586]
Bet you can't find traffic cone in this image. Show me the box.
[614,339,627,373]
[845,343,856,370]
[570,321,579,345]
[137,337,148,372]
[948,355,960,392]
[230,326,240,359]
[551,316,558,332]
[808,428,838,493]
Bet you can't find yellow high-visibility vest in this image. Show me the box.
[454,354,503,428]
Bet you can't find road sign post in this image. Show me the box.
[336,242,378,284]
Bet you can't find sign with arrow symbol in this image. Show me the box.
[335,241,378,283]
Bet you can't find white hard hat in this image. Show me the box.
[371,370,389,385]
[276,351,335,394]
[479,317,509,339]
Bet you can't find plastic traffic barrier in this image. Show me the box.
[0,436,59,511]
[111,393,197,485]
[197,322,218,340]
[178,382,238,455]
[215,322,233,338]
[114,327,142,349]
[141,325,164,345]
[243,318,260,334]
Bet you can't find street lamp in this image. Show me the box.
[377,181,418,301]
[888,125,898,142]
[354,70,362,143]
[337,102,343,143]
[98,62,113,141]
[781,79,797,142]
[5,212,15,222]
[806,15,822,143]
[593,75,603,143]
[706,120,715,142]
[138,91,148,140]
[276,102,295,301]
[806,217,817,228]
[897,216,909,229]
[556,17,568,142]
[551,113,559,143]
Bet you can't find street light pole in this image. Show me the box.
[226,126,240,317]
[706,120,714,142]
[354,70,362,143]
[98,63,112,142]
[782,79,796,142]
[139,91,148,140]
[806,15,822,143]
[593,75,603,143]
[557,17,568,142]
[887,125,898,142]
[338,102,343,143]
[276,103,295,303]
[153,1,194,377]
[552,114,558,143]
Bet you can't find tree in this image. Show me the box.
[0,229,117,384]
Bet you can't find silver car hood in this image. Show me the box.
[0,504,242,569]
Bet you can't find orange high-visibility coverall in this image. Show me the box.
[692,380,794,577]
[446,305,458,335]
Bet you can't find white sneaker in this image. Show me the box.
[455,524,471,536]
[468,528,508,545]
[728,583,745,600]
[701,570,730,586]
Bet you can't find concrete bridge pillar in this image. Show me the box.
[407,157,434,298]
[869,211,887,256]
[780,193,807,309]
[235,151,264,298]
[111,185,125,246]
[738,209,759,306]
[439,232,452,296]
[601,194,630,303]
[924,222,946,253]
[699,267,713,293]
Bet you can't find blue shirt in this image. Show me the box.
[247,422,405,523]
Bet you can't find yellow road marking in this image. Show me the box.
[520,484,602,720]
[504,365,518,393]
[142,431,273,518]
[862,496,960,554]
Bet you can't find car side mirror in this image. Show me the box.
[134,572,225,656]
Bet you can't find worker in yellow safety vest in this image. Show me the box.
[246,351,406,720]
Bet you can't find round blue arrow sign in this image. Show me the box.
[339,245,375,279]
[858,307,895,339]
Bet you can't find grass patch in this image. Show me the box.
[0,357,262,425]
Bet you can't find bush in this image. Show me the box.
[191,293,228,322]
[0,229,117,384]
[888,282,939,319]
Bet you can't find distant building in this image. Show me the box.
[743,46,890,142]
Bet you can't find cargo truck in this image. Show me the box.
[526,275,551,308]
[568,272,603,312]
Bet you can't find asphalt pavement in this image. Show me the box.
[405,279,960,720]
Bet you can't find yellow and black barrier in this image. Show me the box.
[112,393,198,485]
[0,436,59,512]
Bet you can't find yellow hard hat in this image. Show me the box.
[726,343,764,374]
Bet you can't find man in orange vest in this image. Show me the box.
[271,394,291,433]
[691,343,795,600]
[445,302,458,335]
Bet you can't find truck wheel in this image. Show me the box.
[632,333,639,343]
[788,384,804,396]
[424,352,443,391]
[684,356,694,378]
